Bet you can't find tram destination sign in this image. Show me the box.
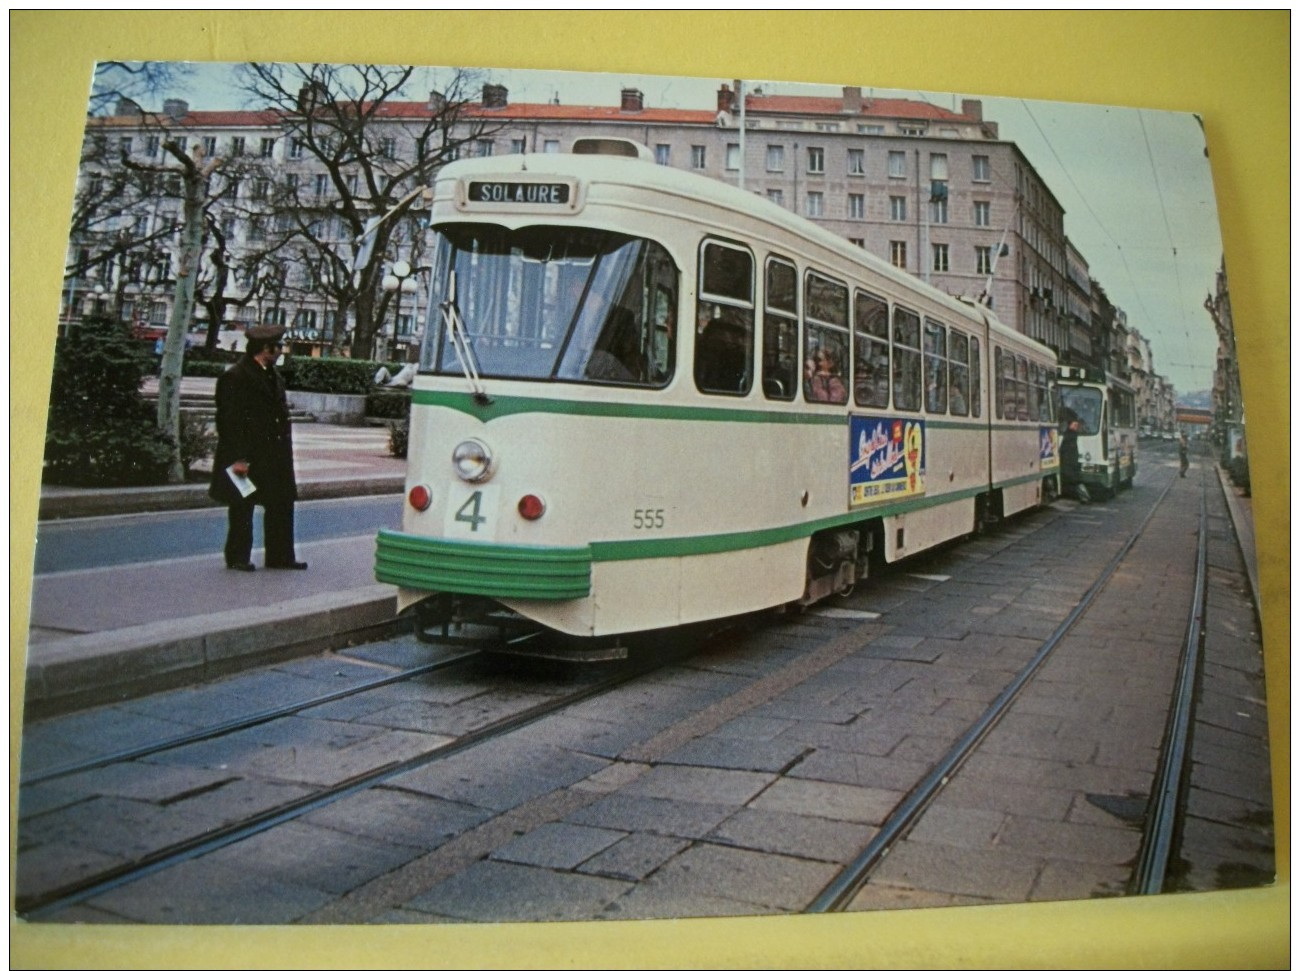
[467,180,572,205]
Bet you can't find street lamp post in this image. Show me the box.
[382,259,419,363]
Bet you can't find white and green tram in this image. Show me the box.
[375,139,1059,641]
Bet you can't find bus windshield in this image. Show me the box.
[1057,385,1103,435]
[423,224,678,386]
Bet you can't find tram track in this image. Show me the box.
[17,633,704,918]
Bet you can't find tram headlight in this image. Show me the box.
[452,438,495,482]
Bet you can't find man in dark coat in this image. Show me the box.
[209,326,306,571]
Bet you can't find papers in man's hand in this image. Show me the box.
[226,465,257,498]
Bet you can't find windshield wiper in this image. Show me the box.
[440,270,491,404]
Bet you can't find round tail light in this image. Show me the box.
[408,484,433,511]
[517,494,546,521]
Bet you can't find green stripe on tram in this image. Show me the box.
[412,390,849,425]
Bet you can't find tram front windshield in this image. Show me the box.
[1057,386,1103,435]
[423,224,678,387]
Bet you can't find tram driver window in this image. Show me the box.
[695,241,754,395]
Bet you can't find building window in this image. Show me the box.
[974,200,991,227]
[899,123,926,136]
[849,238,864,248]
[379,137,397,159]
[932,243,950,273]
[930,197,949,224]
[202,136,218,157]
[859,124,885,134]
[976,246,993,275]
[511,138,527,154]
[314,173,329,198]
[888,151,906,178]
[260,137,275,158]
[289,137,306,160]
[807,146,825,174]
[119,137,133,155]
[890,196,907,221]
[806,192,824,217]
[174,136,188,155]
[848,194,864,219]
[766,145,784,172]
[144,135,160,157]
[973,155,991,182]
[543,139,560,153]
[475,140,494,157]
[890,241,907,269]
[726,143,741,170]
[815,122,841,132]
[847,149,864,175]
[231,136,246,157]
[655,144,671,165]
[251,179,270,201]
[285,173,300,194]
[766,188,784,206]
[691,145,706,169]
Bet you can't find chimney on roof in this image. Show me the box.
[620,88,644,113]
[716,84,734,114]
[162,99,188,120]
[428,90,447,113]
[961,99,983,121]
[116,97,143,117]
[482,84,508,109]
[842,86,863,114]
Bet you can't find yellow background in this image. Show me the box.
[10,11,1289,968]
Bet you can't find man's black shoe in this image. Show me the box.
[266,561,308,570]
[227,562,256,572]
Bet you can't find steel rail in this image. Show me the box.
[18,638,694,919]
[807,473,1178,913]
[1131,477,1209,893]
[22,652,479,786]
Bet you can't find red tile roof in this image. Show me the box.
[743,94,974,123]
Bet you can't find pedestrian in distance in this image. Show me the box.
[208,325,307,572]
[1179,431,1190,478]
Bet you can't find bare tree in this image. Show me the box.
[238,62,504,359]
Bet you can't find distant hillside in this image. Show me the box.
[1178,389,1212,408]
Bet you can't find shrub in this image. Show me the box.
[179,412,218,474]
[280,357,382,396]
[182,359,235,379]
[388,418,409,458]
[43,315,176,486]
[367,388,412,420]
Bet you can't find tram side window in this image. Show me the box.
[853,290,890,408]
[1031,364,1051,422]
[924,319,948,414]
[892,307,922,411]
[996,347,1016,420]
[970,338,981,418]
[949,331,971,416]
[695,240,754,395]
[803,271,849,404]
[762,257,798,401]
[1015,356,1030,420]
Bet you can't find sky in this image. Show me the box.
[134,60,1224,395]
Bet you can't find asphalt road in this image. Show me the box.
[30,495,404,575]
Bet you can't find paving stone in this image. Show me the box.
[619,763,776,806]
[707,807,875,864]
[489,822,625,869]
[844,883,991,912]
[402,860,629,923]
[749,777,900,825]
[507,711,658,759]
[303,787,491,851]
[576,832,690,881]
[787,748,929,791]
[994,814,1140,865]
[81,853,335,924]
[906,804,1008,850]
[1030,859,1132,901]
[610,842,838,912]
[869,839,1041,900]
[653,735,810,774]
[240,728,453,786]
[394,738,609,812]
[213,818,426,894]
[563,792,738,840]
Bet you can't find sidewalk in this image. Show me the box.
[23,382,412,717]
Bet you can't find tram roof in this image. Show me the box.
[436,149,1045,355]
